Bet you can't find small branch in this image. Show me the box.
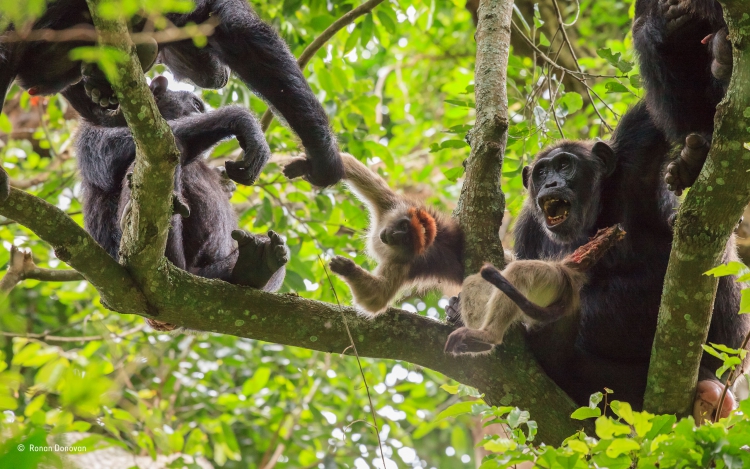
[0,245,84,295]
[260,0,386,131]
[0,324,145,343]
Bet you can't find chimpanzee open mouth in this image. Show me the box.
[540,197,571,227]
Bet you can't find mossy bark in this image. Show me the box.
[644,0,750,415]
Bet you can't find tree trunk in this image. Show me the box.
[644,0,750,415]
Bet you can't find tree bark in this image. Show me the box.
[644,0,750,415]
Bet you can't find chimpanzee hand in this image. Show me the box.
[225,125,272,186]
[445,294,464,326]
[665,133,710,196]
[706,27,732,82]
[230,230,289,288]
[660,0,692,34]
[693,379,736,425]
[0,165,9,203]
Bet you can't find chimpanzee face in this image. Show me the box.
[522,142,616,244]
[149,76,206,120]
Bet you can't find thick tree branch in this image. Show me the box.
[85,0,180,284]
[0,178,151,314]
[260,0,386,131]
[644,1,750,415]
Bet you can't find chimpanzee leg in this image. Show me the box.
[157,40,229,89]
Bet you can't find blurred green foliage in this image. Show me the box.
[0,0,658,467]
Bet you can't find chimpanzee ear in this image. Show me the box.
[592,141,616,177]
[522,166,531,189]
[149,76,169,95]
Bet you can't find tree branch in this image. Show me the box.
[644,0,750,415]
[0,245,84,295]
[259,0,386,131]
[0,175,151,314]
[85,0,181,283]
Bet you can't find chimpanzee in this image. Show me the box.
[633,0,732,194]
[448,102,748,416]
[0,0,343,187]
[77,76,288,298]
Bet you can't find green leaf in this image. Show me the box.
[440,384,460,394]
[507,408,530,428]
[605,438,639,457]
[376,10,397,34]
[605,82,629,94]
[435,401,476,421]
[242,367,271,396]
[705,261,750,278]
[571,407,601,420]
[597,48,633,72]
[557,92,584,115]
[0,113,12,134]
[610,401,635,425]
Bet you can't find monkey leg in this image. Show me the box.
[665,133,710,196]
[444,327,495,355]
[445,295,464,326]
[480,265,569,324]
[229,230,289,288]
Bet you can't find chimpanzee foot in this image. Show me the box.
[693,379,736,424]
[665,134,710,196]
[661,0,692,34]
[0,165,9,203]
[230,230,289,288]
[444,327,494,355]
[705,28,732,82]
[445,295,464,326]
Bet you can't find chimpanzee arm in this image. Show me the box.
[0,42,20,113]
[195,0,343,187]
[169,105,271,185]
[76,126,137,192]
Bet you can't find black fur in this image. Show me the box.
[76,76,286,291]
[1,0,343,187]
[514,102,748,408]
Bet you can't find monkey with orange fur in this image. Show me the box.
[328,154,465,314]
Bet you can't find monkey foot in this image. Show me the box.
[0,166,9,203]
[330,256,357,277]
[230,230,289,288]
[445,295,464,326]
[444,327,494,355]
[693,379,736,424]
[665,133,710,196]
[660,0,692,34]
[283,155,344,188]
[283,157,312,181]
[145,318,178,332]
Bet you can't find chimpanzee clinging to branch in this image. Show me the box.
[0,0,343,187]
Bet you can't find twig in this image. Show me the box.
[0,323,145,343]
[0,245,84,295]
[714,329,750,422]
[260,0,386,131]
[319,257,387,469]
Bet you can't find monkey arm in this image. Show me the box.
[169,106,271,186]
[338,153,400,213]
[330,256,409,314]
[200,2,342,187]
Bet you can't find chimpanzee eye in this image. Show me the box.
[192,99,204,113]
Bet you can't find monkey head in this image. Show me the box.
[377,206,437,262]
[523,141,616,244]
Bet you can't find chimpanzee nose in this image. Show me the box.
[544,181,558,188]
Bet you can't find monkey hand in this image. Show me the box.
[693,379,737,425]
[660,0,692,34]
[444,327,494,355]
[330,256,357,277]
[230,230,289,288]
[282,150,345,188]
[0,165,9,203]
[445,295,464,326]
[665,133,710,196]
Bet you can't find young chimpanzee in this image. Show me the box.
[447,102,748,419]
[1,0,342,187]
[632,0,732,194]
[77,76,288,301]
